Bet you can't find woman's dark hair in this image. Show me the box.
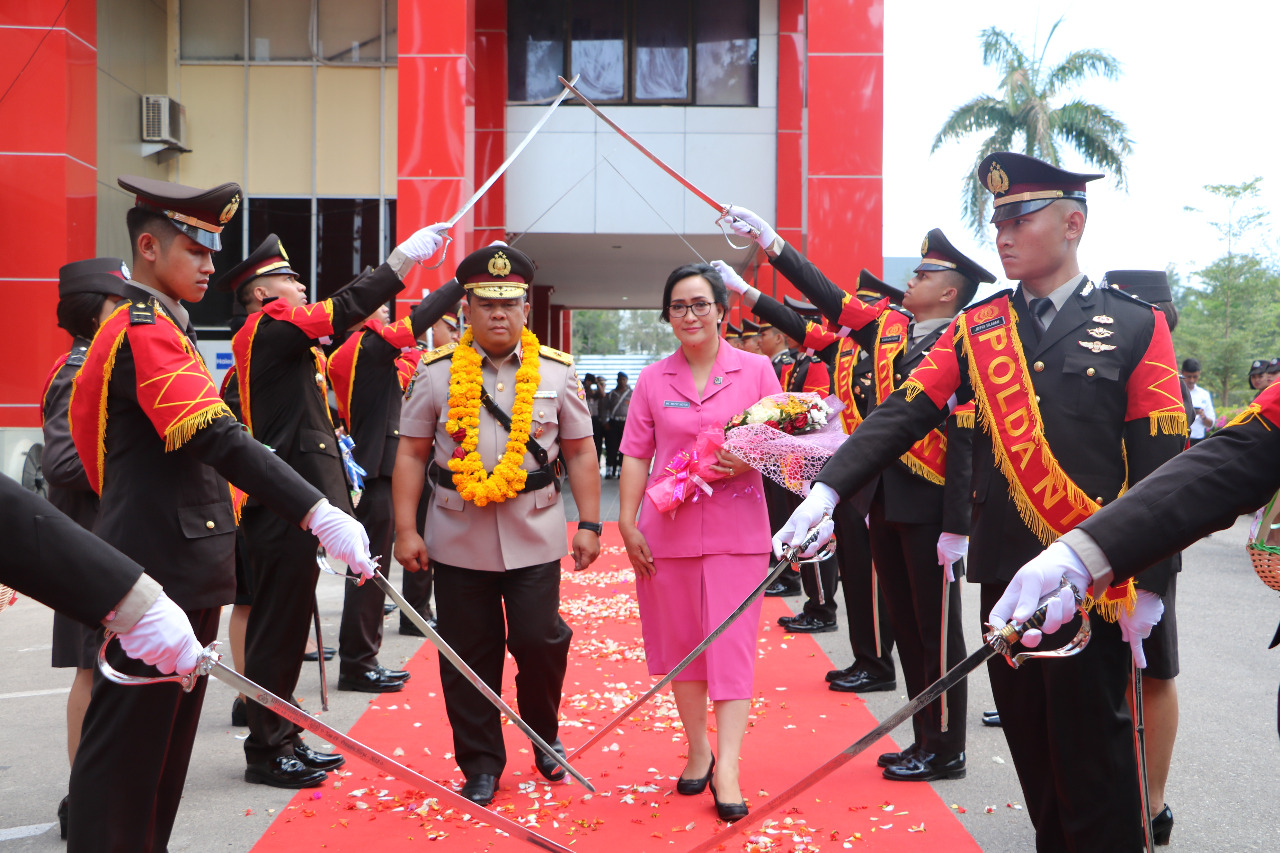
[56,292,111,341]
[660,262,728,323]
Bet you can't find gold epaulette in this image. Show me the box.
[539,344,574,366]
[420,342,458,365]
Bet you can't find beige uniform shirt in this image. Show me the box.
[400,338,593,571]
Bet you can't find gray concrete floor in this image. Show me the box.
[2,486,1278,850]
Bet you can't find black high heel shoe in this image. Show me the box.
[676,755,714,795]
[1151,804,1173,846]
[708,778,749,823]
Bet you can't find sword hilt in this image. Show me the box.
[97,632,220,693]
[716,207,760,252]
[985,577,1091,668]
[418,233,452,271]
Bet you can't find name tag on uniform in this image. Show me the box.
[533,391,558,398]
[879,334,903,344]
[664,400,691,408]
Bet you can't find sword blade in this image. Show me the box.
[557,75,723,213]
[445,74,580,228]
[374,570,595,793]
[205,659,572,853]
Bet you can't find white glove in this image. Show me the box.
[772,482,838,559]
[396,222,451,262]
[936,532,968,583]
[988,541,1091,648]
[724,205,779,252]
[1117,591,1164,669]
[307,500,377,580]
[116,593,203,675]
[710,259,750,295]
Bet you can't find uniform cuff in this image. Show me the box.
[766,236,786,258]
[386,247,414,280]
[1059,529,1114,590]
[102,574,163,633]
[741,287,760,309]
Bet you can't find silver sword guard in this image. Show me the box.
[982,578,1092,669]
[715,206,761,252]
[97,633,221,693]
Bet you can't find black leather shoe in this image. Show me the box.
[763,580,790,597]
[338,669,406,693]
[399,617,437,637]
[877,743,919,768]
[829,671,896,693]
[676,754,714,795]
[709,778,749,823]
[383,602,396,615]
[1151,804,1173,846]
[778,613,838,633]
[533,738,568,782]
[303,646,335,662]
[460,773,498,806]
[981,711,1002,727]
[294,743,346,771]
[375,665,411,683]
[825,664,858,683]
[244,756,328,788]
[231,696,248,727]
[882,752,966,782]
[57,795,68,840]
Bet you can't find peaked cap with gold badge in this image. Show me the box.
[214,234,301,294]
[740,318,761,338]
[856,269,905,304]
[724,322,742,339]
[978,152,1103,223]
[1103,269,1171,303]
[58,257,131,298]
[455,244,535,299]
[916,228,997,284]
[117,175,241,251]
[783,294,823,319]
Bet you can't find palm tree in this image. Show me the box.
[932,19,1134,237]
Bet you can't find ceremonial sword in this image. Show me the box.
[566,526,837,762]
[684,583,1093,853]
[96,638,573,853]
[316,552,594,792]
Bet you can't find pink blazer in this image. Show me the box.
[620,341,783,558]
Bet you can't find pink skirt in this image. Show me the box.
[635,552,769,701]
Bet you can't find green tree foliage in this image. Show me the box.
[1172,179,1280,409]
[932,19,1133,237]
[571,310,675,355]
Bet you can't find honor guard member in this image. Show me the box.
[775,154,1187,850]
[724,215,984,780]
[216,225,447,787]
[66,176,378,853]
[392,244,602,807]
[724,321,744,348]
[739,318,763,354]
[326,276,465,682]
[1249,358,1269,394]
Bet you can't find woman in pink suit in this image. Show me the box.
[618,263,782,823]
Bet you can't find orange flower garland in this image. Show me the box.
[445,326,541,506]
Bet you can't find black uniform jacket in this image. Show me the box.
[770,244,972,535]
[237,263,403,506]
[89,286,325,611]
[2,473,143,627]
[41,339,99,529]
[750,293,833,395]
[815,278,1185,588]
[338,279,464,478]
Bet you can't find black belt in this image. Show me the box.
[429,460,562,493]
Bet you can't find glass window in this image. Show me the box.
[316,198,386,299]
[385,0,398,60]
[318,0,382,63]
[508,0,566,102]
[634,0,689,101]
[249,0,312,61]
[180,0,245,61]
[695,0,758,106]
[570,0,625,102]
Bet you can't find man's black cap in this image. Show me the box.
[58,258,131,298]
[455,244,535,298]
[1249,359,1268,377]
[1105,269,1171,303]
[978,152,1103,223]
[857,269,904,304]
[740,319,761,337]
[118,175,241,251]
[215,234,301,294]
[724,322,741,338]
[916,228,996,284]
[783,295,822,318]
[1268,358,1280,374]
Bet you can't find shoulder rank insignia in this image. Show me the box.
[420,341,458,366]
[128,299,156,326]
[66,345,89,367]
[1078,340,1117,353]
[1080,281,1095,297]
[1092,315,1114,324]
[539,344,574,366]
[1087,327,1114,339]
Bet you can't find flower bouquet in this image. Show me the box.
[722,392,847,495]
[645,426,729,518]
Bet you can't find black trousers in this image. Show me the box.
[763,480,803,593]
[241,506,319,764]
[980,584,1143,853]
[433,559,571,778]
[67,607,219,853]
[867,500,966,757]
[605,418,626,469]
[833,502,895,679]
[339,477,391,676]
[401,479,435,627]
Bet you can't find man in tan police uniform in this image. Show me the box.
[392,244,602,807]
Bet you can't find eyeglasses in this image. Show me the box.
[668,301,714,318]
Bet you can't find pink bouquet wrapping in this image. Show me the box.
[722,393,848,495]
[645,426,729,518]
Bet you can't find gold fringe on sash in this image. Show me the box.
[901,379,926,403]
[899,452,947,485]
[164,403,234,452]
[1086,582,1137,621]
[1149,410,1189,437]
[954,408,975,429]
[87,325,130,494]
[1226,403,1270,430]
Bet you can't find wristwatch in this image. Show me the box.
[576,521,603,535]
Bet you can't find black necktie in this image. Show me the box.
[1029,297,1052,338]
[185,324,199,346]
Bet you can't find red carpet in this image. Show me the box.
[251,525,980,852]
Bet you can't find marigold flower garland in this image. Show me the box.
[445,326,541,506]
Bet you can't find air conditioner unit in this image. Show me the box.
[141,95,188,150]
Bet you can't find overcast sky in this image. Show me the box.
[882,1,1280,297]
